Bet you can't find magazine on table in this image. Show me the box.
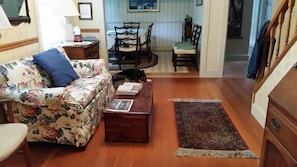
[106,99,134,112]
[116,82,143,95]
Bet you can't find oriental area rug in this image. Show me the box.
[172,98,257,158]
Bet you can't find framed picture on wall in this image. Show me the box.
[127,0,160,12]
[78,2,93,20]
[196,0,203,6]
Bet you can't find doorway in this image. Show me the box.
[223,0,272,78]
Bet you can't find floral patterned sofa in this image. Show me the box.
[0,48,114,147]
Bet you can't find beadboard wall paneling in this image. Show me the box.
[105,0,193,51]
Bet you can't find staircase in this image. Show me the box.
[252,0,297,126]
[254,0,297,94]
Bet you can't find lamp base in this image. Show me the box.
[63,23,74,42]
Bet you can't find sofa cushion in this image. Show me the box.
[62,74,112,107]
[0,57,44,89]
[33,48,79,87]
[71,59,106,78]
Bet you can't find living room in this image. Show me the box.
[1,0,228,77]
[1,0,295,166]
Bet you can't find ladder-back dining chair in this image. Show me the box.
[0,99,32,167]
[140,23,154,62]
[113,26,141,69]
[172,24,202,72]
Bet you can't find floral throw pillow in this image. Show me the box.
[0,57,44,89]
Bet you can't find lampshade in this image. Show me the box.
[51,0,80,42]
[52,0,79,16]
[0,6,12,29]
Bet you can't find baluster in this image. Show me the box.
[267,27,276,69]
[275,12,285,59]
[285,0,295,46]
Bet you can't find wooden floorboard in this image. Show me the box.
[6,78,263,167]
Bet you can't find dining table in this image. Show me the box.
[106,28,147,50]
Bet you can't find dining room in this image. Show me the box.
[104,0,201,75]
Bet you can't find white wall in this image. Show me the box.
[192,0,204,26]
[199,0,229,77]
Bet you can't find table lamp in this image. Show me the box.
[52,0,79,42]
[0,6,12,29]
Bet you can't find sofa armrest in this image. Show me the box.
[70,59,110,78]
[1,87,65,108]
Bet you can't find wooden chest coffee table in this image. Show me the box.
[103,82,153,142]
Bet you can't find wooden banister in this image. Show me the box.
[253,0,297,94]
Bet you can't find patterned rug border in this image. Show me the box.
[176,148,257,159]
[172,99,258,159]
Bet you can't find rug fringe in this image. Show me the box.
[175,148,258,159]
[170,98,223,103]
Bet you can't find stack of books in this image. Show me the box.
[116,82,143,95]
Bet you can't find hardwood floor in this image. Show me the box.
[223,60,248,78]
[6,78,264,167]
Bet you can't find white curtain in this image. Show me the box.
[35,0,66,51]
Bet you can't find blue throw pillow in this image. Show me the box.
[33,48,79,87]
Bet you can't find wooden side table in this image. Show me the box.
[63,41,100,59]
[0,98,14,123]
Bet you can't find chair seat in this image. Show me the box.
[0,123,28,161]
[172,24,202,72]
[173,45,196,55]
[119,46,138,52]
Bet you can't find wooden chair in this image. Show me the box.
[172,24,202,72]
[0,99,32,167]
[140,23,154,62]
[113,26,141,69]
[123,22,140,28]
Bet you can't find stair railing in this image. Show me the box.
[254,0,297,94]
